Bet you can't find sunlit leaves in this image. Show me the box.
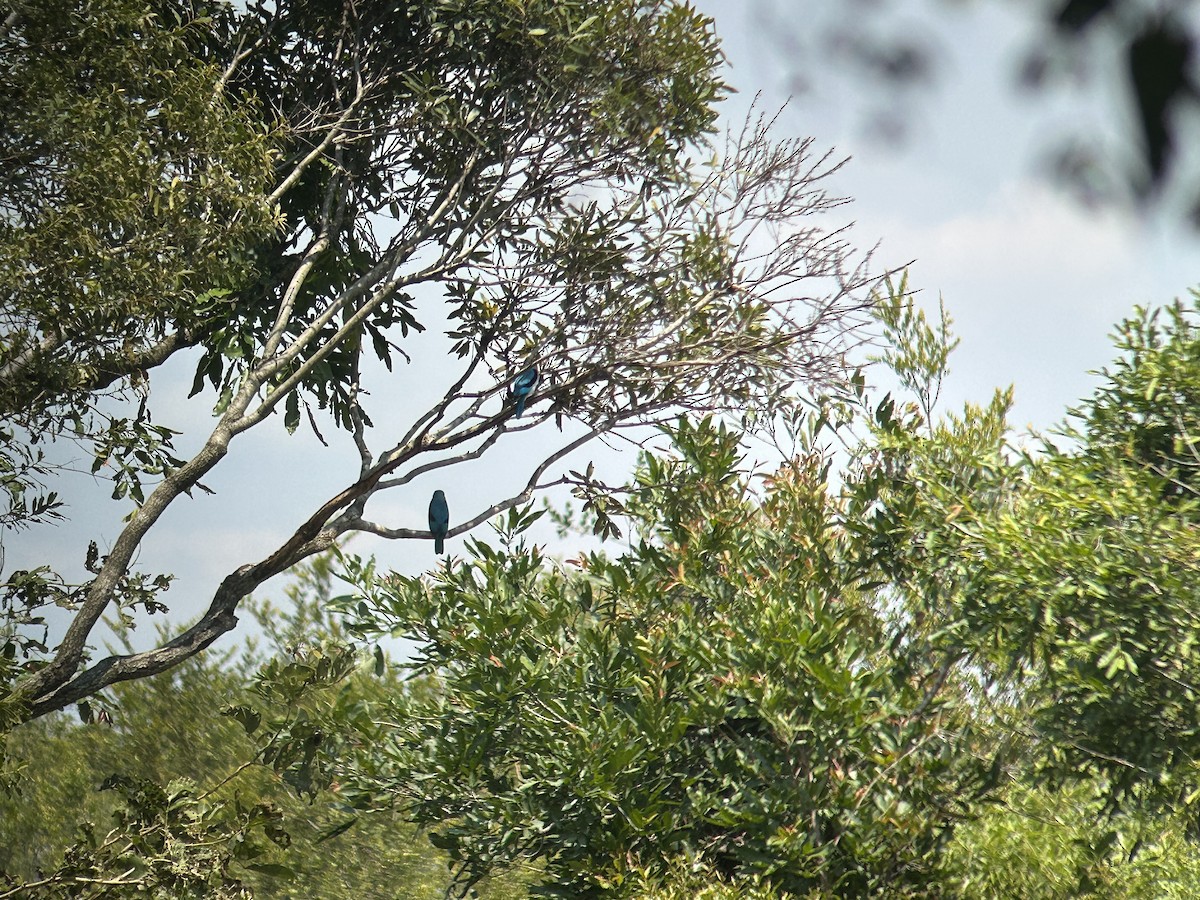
[859,288,1200,831]
[0,0,280,416]
[335,421,984,896]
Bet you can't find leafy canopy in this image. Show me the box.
[1,0,874,726]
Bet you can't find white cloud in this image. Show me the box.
[915,181,1132,286]
[858,179,1191,431]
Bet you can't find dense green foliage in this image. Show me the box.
[0,0,279,416]
[0,559,528,898]
[943,781,1200,899]
[872,297,1200,815]
[333,419,985,896]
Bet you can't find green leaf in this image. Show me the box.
[221,704,262,735]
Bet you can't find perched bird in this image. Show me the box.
[510,366,539,418]
[428,490,449,555]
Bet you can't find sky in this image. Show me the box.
[701,0,1200,432]
[11,1,1200,657]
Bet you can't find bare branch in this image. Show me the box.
[351,427,602,542]
[26,425,603,717]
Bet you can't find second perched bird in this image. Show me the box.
[428,490,449,555]
[510,366,539,418]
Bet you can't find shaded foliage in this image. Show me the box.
[0,557,527,898]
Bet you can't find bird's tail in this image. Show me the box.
[514,396,527,418]
[435,536,444,554]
